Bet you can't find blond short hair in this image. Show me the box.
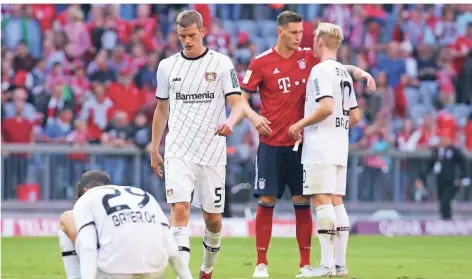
[315,22,344,49]
[176,10,203,29]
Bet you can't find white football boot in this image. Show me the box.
[295,265,314,278]
[335,265,348,277]
[310,264,336,277]
[253,263,269,278]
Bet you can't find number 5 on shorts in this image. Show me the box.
[214,187,222,204]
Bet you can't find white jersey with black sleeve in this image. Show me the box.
[302,59,358,167]
[155,48,241,167]
[73,185,178,276]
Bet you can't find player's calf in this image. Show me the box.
[332,195,349,274]
[292,195,312,269]
[171,202,191,275]
[200,211,222,277]
[58,229,81,279]
[313,194,336,269]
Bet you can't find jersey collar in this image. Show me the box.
[181,48,209,60]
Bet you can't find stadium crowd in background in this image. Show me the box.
[2,3,472,202]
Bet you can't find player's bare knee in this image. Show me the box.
[171,202,190,226]
[312,194,332,207]
[291,195,310,205]
[332,195,343,206]
[258,195,277,207]
[202,212,222,233]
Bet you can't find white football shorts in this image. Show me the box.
[164,158,226,213]
[303,164,347,196]
[96,269,165,279]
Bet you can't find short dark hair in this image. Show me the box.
[76,170,111,198]
[176,10,203,29]
[277,11,303,26]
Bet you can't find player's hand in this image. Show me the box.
[215,122,233,137]
[288,123,303,141]
[249,114,272,137]
[150,149,164,178]
[362,71,376,92]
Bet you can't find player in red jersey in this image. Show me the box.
[240,11,376,278]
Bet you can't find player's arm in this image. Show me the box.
[240,61,272,136]
[289,68,333,140]
[73,196,98,279]
[150,62,170,176]
[348,84,360,127]
[60,210,78,244]
[343,65,376,91]
[151,61,170,151]
[215,58,245,136]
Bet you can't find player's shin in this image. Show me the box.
[255,201,275,265]
[201,228,222,273]
[294,203,312,267]
[334,204,350,268]
[171,227,191,269]
[58,229,81,279]
[315,204,336,268]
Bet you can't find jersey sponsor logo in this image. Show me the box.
[230,69,239,89]
[172,77,181,82]
[278,77,291,93]
[175,91,215,104]
[242,70,252,84]
[314,78,321,95]
[205,72,217,82]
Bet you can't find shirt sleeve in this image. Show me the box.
[349,80,358,109]
[155,60,169,100]
[221,57,241,96]
[311,67,333,102]
[73,192,95,235]
[240,59,262,94]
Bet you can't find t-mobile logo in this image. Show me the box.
[278,77,291,93]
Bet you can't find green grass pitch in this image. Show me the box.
[2,236,472,279]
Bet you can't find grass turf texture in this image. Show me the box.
[2,236,471,279]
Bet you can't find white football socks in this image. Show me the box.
[58,229,81,279]
[201,228,222,273]
[172,227,190,278]
[334,204,350,267]
[315,204,337,268]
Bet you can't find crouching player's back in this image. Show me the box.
[58,170,192,279]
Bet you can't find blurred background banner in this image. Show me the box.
[1,3,472,223]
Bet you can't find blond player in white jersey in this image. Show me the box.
[149,10,245,279]
[289,22,361,277]
[58,170,193,279]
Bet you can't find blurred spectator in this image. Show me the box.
[107,68,144,120]
[205,18,231,56]
[135,52,159,89]
[88,49,116,84]
[2,4,42,58]
[465,112,472,150]
[39,107,73,143]
[457,50,472,104]
[435,5,459,46]
[79,83,114,143]
[3,87,36,122]
[101,111,133,184]
[364,71,394,122]
[2,101,34,198]
[66,119,89,185]
[377,42,406,88]
[13,41,37,72]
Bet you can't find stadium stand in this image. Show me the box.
[1,4,472,208]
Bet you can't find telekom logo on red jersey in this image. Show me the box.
[278,77,291,93]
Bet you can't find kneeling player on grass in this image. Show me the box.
[58,170,193,279]
[289,23,361,277]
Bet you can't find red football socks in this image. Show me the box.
[255,204,274,265]
[295,204,312,267]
